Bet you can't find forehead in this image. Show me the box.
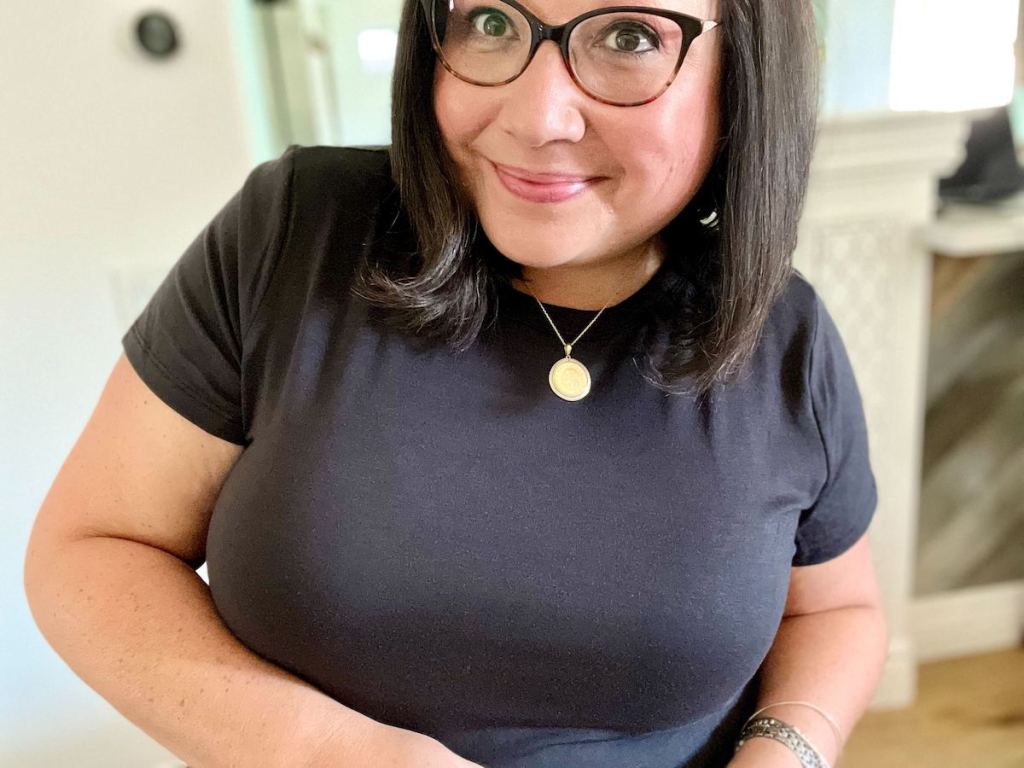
[515,0,718,21]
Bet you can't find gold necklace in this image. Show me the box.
[531,293,614,402]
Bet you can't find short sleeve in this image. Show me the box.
[121,144,298,445]
[792,293,879,566]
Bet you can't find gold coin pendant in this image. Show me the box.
[548,357,592,401]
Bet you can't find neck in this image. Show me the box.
[511,238,666,311]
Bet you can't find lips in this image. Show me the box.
[490,161,602,203]
[494,163,596,183]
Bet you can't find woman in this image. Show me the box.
[24,0,889,766]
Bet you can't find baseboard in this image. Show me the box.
[911,579,1024,663]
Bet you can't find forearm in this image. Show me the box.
[24,535,385,768]
[732,606,889,767]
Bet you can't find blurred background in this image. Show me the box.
[2,0,1022,766]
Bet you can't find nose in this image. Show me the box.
[496,40,587,147]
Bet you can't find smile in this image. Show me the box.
[490,161,602,204]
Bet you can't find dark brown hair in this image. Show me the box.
[351,0,821,400]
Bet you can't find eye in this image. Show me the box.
[468,8,515,38]
[600,22,660,54]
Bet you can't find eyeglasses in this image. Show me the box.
[419,0,719,107]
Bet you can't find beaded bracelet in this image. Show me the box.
[734,716,832,768]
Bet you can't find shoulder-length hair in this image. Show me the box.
[351,0,821,401]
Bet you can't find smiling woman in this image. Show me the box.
[25,1,885,767]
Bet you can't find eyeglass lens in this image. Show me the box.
[430,0,688,105]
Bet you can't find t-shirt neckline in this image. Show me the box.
[494,260,667,342]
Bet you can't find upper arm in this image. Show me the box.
[25,353,243,582]
[24,148,298,589]
[783,530,883,616]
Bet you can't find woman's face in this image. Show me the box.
[433,0,722,276]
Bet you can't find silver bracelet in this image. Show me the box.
[747,699,845,755]
[734,716,833,768]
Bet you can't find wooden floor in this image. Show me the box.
[838,646,1024,768]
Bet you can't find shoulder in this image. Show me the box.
[754,267,823,373]
[288,144,394,195]
[771,267,821,333]
[280,145,400,232]
[230,145,395,230]
[766,268,865,436]
[289,143,390,174]
[779,268,856,377]
[763,267,847,376]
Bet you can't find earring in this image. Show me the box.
[698,209,719,227]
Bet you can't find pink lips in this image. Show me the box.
[491,161,601,203]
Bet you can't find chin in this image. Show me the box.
[481,224,587,270]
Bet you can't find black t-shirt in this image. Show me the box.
[122,144,878,768]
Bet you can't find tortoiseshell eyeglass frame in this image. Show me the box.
[418,0,720,107]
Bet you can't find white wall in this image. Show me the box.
[1,1,268,764]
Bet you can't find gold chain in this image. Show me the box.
[531,294,614,356]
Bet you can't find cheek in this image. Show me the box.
[433,70,488,155]
[623,80,720,191]
[432,69,459,145]
[613,116,716,195]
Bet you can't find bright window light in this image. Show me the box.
[357,28,398,73]
[890,0,1019,111]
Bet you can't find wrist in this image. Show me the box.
[731,734,804,766]
[745,703,842,764]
